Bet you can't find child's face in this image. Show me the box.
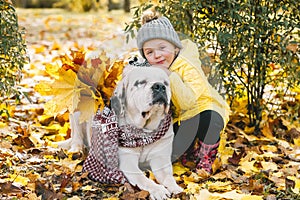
[143,39,178,69]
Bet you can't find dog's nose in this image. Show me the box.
[152,83,166,93]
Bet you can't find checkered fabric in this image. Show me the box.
[195,141,219,173]
[119,113,171,147]
[181,139,219,173]
[82,107,171,183]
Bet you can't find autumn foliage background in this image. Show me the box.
[0,1,300,200]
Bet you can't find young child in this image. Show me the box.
[135,12,231,174]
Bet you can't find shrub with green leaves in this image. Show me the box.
[0,0,27,108]
[126,0,300,132]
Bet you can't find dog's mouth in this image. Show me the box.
[141,111,149,118]
[139,83,169,124]
[152,94,168,106]
[141,101,169,119]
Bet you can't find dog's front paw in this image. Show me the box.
[68,143,84,153]
[160,176,183,195]
[149,184,171,200]
[167,184,183,195]
[55,139,84,153]
[55,139,72,150]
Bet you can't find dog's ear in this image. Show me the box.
[111,64,138,118]
[111,78,126,117]
[111,64,135,117]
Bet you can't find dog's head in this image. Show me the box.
[111,65,171,130]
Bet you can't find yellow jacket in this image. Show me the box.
[169,39,230,124]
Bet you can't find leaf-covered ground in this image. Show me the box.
[0,8,299,200]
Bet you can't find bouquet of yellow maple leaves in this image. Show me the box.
[35,49,125,123]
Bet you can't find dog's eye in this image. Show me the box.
[164,81,169,87]
[134,80,147,87]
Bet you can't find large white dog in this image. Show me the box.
[110,66,183,200]
[59,65,182,199]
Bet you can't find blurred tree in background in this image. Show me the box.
[0,0,27,115]
[12,0,131,12]
[126,0,300,133]
[53,0,100,12]
[12,0,60,8]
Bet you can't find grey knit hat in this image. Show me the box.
[137,16,183,58]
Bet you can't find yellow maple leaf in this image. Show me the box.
[195,189,263,200]
[269,171,285,190]
[34,81,53,96]
[45,63,61,79]
[103,198,119,200]
[77,95,99,123]
[281,117,300,132]
[173,162,189,176]
[183,171,202,183]
[261,161,278,171]
[43,155,54,160]
[82,185,94,191]
[59,122,70,135]
[33,44,46,54]
[212,157,222,173]
[239,129,263,142]
[0,121,6,128]
[99,60,125,104]
[244,126,255,134]
[59,157,82,171]
[77,58,105,88]
[185,181,201,194]
[260,145,277,153]
[0,103,15,118]
[205,180,233,192]
[294,138,300,146]
[217,131,229,165]
[26,192,39,200]
[51,41,61,51]
[35,48,124,122]
[230,95,249,116]
[219,146,234,165]
[261,123,274,139]
[291,177,300,194]
[45,123,64,133]
[238,159,258,175]
[6,174,30,187]
[241,197,263,200]
[289,148,300,161]
[36,69,93,117]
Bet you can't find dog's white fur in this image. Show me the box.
[57,65,182,199]
[111,66,182,200]
[55,111,92,152]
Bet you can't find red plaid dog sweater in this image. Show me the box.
[82,107,172,183]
